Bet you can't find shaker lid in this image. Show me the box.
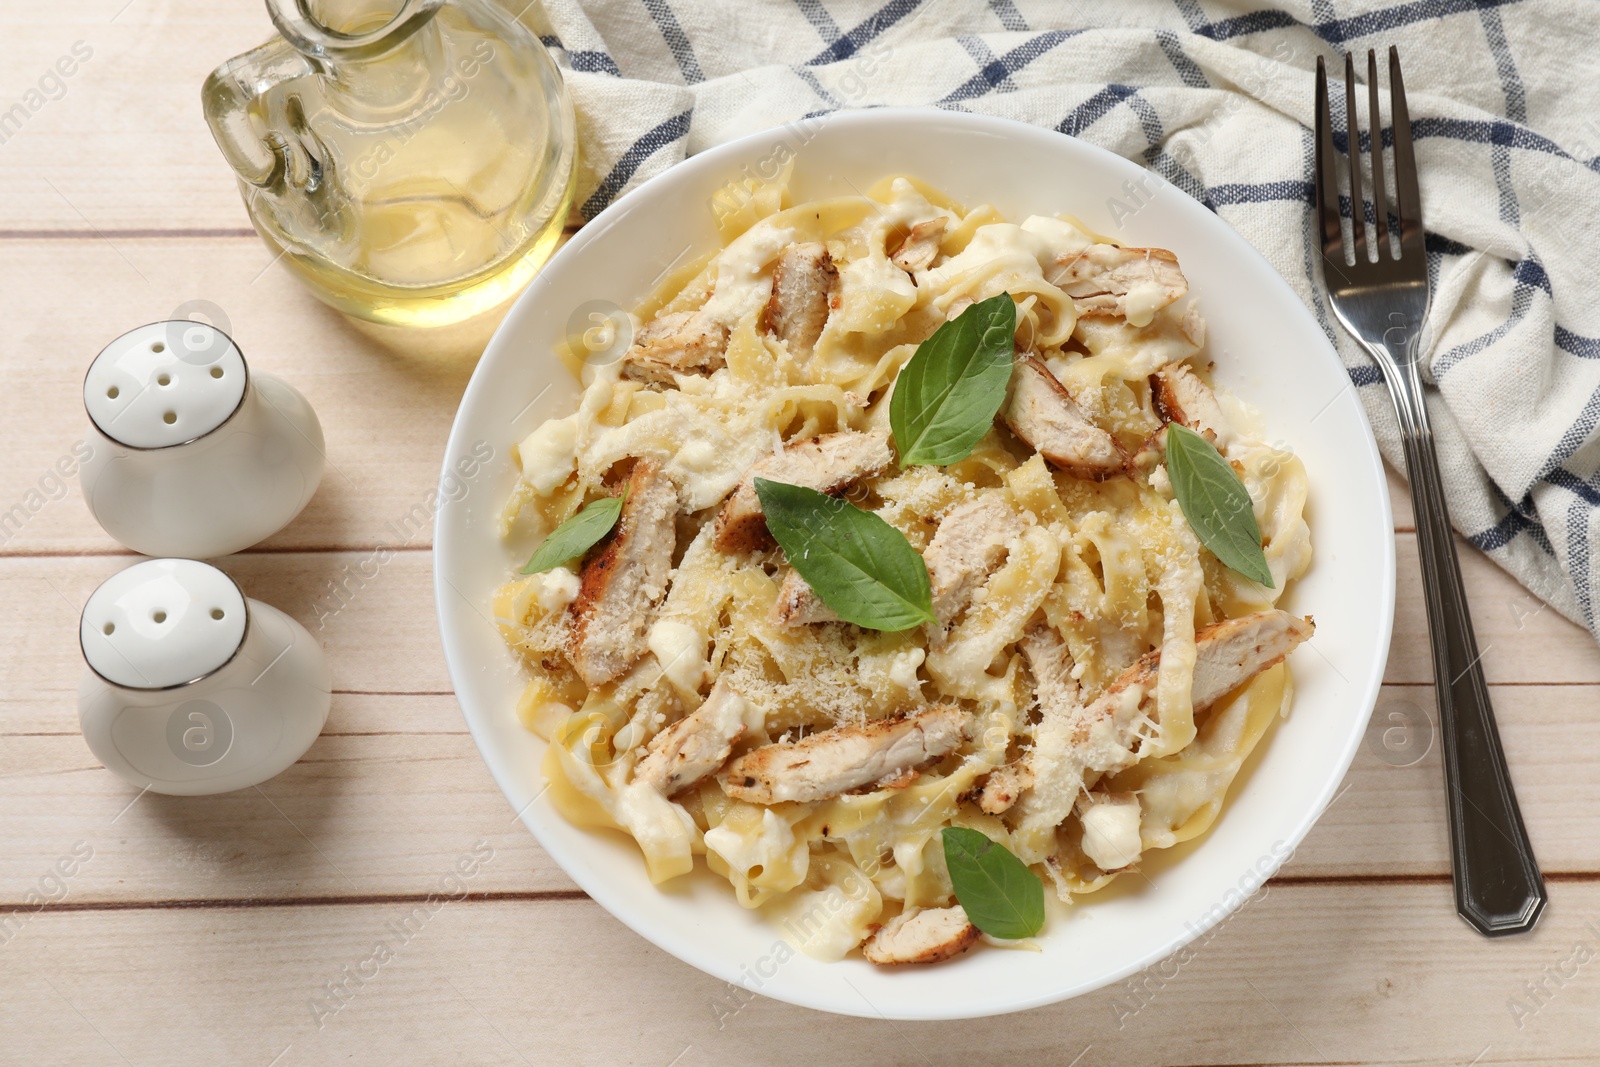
[84,322,248,449]
[80,558,249,689]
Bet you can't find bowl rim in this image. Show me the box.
[434,106,1396,1019]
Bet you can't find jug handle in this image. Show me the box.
[201,42,318,191]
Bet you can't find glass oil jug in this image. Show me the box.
[203,0,576,327]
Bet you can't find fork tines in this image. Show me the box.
[1314,46,1423,270]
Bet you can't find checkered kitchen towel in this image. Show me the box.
[522,0,1600,638]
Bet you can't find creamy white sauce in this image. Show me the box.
[1122,279,1168,328]
[916,215,1094,309]
[1019,214,1096,255]
[702,221,797,326]
[1079,795,1143,870]
[880,179,956,229]
[705,808,799,879]
[834,253,916,335]
[1073,311,1201,376]
[922,223,1043,291]
[888,646,926,691]
[583,390,774,511]
[517,417,579,494]
[612,780,699,872]
[533,566,580,612]
[647,619,708,695]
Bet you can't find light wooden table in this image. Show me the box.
[5,4,1597,1065]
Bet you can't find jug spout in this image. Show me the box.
[266,0,446,55]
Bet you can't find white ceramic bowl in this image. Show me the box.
[435,109,1394,1020]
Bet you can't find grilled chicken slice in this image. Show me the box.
[977,760,1034,816]
[1077,791,1143,871]
[622,308,730,386]
[771,569,840,626]
[764,242,839,357]
[1050,244,1187,328]
[713,430,893,553]
[721,706,967,805]
[1013,610,1314,853]
[1149,361,1227,443]
[978,625,1074,815]
[633,677,747,797]
[1002,357,1125,479]
[889,217,948,273]
[924,494,1029,627]
[862,905,980,965]
[1090,610,1316,723]
[1020,622,1080,711]
[1186,610,1315,709]
[567,460,679,687]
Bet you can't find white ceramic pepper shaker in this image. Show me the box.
[78,558,332,796]
[79,321,325,558]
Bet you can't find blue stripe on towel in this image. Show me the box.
[580,108,694,219]
[808,0,924,64]
[1155,29,1210,88]
[939,30,1079,105]
[538,35,623,78]
[1197,0,1524,46]
[1567,496,1594,630]
[1055,83,1139,136]
[793,0,843,44]
[989,0,1028,32]
[641,0,706,84]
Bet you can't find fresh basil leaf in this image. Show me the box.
[890,292,1018,466]
[1165,423,1274,587]
[754,478,934,631]
[521,494,624,574]
[941,826,1045,940]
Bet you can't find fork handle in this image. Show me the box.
[1381,355,1547,935]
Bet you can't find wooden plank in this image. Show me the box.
[0,705,578,902]
[3,884,1596,1065]
[0,3,403,231]
[1383,531,1600,684]
[0,238,487,557]
[0,553,451,701]
[3,682,1595,907]
[1282,683,1600,878]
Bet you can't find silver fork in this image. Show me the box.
[1314,48,1545,936]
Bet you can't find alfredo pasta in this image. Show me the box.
[492,174,1314,966]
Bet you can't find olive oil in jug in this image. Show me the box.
[203,0,576,326]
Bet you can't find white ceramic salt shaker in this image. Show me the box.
[79,321,325,558]
[78,558,332,796]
